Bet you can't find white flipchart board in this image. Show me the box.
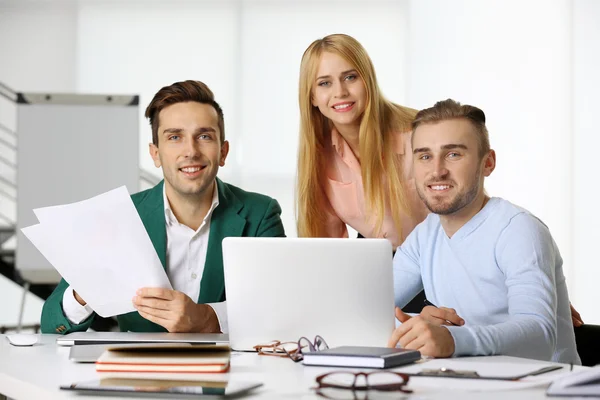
[16,92,139,283]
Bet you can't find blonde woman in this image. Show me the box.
[297,33,427,249]
[296,33,428,312]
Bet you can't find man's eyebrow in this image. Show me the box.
[316,69,358,81]
[162,128,183,135]
[413,144,468,154]
[195,127,216,133]
[162,127,216,135]
[413,147,430,154]
[441,144,468,150]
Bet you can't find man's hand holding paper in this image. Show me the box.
[133,288,220,333]
[21,186,172,318]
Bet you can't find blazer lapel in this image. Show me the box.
[197,178,246,303]
[136,181,167,271]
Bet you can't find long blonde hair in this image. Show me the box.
[296,34,416,238]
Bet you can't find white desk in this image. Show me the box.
[0,334,583,399]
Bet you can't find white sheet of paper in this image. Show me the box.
[396,357,557,378]
[22,186,172,317]
[394,357,569,391]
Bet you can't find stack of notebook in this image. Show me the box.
[95,343,231,374]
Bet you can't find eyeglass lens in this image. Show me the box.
[320,372,408,390]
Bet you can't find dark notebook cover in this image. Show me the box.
[302,346,421,369]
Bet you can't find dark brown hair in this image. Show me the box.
[412,99,490,158]
[145,80,225,146]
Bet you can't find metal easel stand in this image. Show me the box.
[17,281,30,332]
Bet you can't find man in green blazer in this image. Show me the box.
[41,80,285,335]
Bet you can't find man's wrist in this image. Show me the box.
[445,325,472,357]
[73,290,87,306]
[440,326,456,357]
[62,288,94,325]
[197,304,221,333]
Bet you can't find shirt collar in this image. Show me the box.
[163,182,220,228]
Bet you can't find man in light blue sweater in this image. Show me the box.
[388,99,580,364]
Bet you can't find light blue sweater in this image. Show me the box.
[394,197,580,364]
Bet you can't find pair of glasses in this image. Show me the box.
[315,371,412,399]
[253,335,329,362]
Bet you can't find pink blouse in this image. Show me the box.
[321,128,428,248]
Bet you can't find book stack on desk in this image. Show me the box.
[95,343,231,373]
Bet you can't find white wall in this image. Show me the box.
[236,1,408,235]
[572,0,600,324]
[0,1,77,92]
[0,1,78,228]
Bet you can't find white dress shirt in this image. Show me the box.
[62,183,229,333]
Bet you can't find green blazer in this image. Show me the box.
[41,178,286,334]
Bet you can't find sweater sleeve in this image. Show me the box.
[446,213,558,361]
[393,227,424,309]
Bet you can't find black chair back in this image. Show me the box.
[574,324,600,367]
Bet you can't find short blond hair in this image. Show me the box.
[412,99,490,158]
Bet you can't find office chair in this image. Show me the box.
[574,324,600,367]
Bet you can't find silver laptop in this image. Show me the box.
[56,332,228,346]
[69,343,130,363]
[222,238,395,351]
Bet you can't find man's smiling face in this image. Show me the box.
[149,101,228,200]
[412,118,488,215]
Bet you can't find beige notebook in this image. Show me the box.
[95,343,230,373]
